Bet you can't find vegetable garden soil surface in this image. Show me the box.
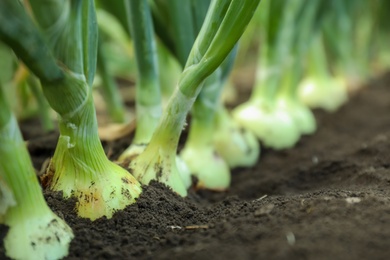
[2,72,390,260]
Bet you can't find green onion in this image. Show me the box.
[153,0,259,189]
[26,75,55,131]
[96,36,126,123]
[157,42,181,107]
[233,0,298,149]
[95,8,138,98]
[0,81,73,260]
[40,0,141,220]
[180,68,231,190]
[322,0,379,89]
[168,0,196,65]
[96,0,129,35]
[209,47,260,169]
[181,46,259,189]
[213,106,260,168]
[233,0,318,149]
[160,1,231,190]
[118,0,162,162]
[1,0,141,220]
[129,0,261,195]
[298,33,348,112]
[210,46,260,169]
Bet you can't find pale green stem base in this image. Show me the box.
[180,115,231,190]
[130,88,195,196]
[43,75,141,220]
[0,115,73,260]
[213,105,260,168]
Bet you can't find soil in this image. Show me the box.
[1,72,390,260]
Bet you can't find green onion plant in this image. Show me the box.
[0,43,54,132]
[233,0,320,149]
[298,0,383,112]
[151,0,259,190]
[297,32,348,112]
[210,48,260,170]
[0,82,73,260]
[96,36,126,123]
[129,0,261,195]
[0,0,141,221]
[180,68,231,190]
[95,7,137,80]
[118,0,162,163]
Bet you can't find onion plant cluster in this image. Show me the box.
[233,0,388,150]
[0,0,260,259]
[0,0,388,259]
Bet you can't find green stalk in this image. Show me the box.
[31,0,84,76]
[268,0,325,99]
[27,0,66,30]
[249,0,273,101]
[26,75,55,131]
[186,3,235,141]
[191,0,211,35]
[335,0,355,67]
[252,0,305,101]
[272,0,319,135]
[149,0,176,55]
[0,84,73,260]
[322,0,357,78]
[81,0,98,86]
[119,0,162,161]
[306,34,330,80]
[293,0,324,58]
[187,81,219,147]
[351,1,376,78]
[186,70,222,149]
[168,0,196,66]
[97,0,130,35]
[97,37,126,123]
[277,61,303,98]
[0,0,64,84]
[157,42,181,105]
[130,0,261,195]
[185,1,231,68]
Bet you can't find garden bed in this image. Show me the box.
[2,72,390,260]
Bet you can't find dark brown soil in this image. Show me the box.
[2,72,390,260]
